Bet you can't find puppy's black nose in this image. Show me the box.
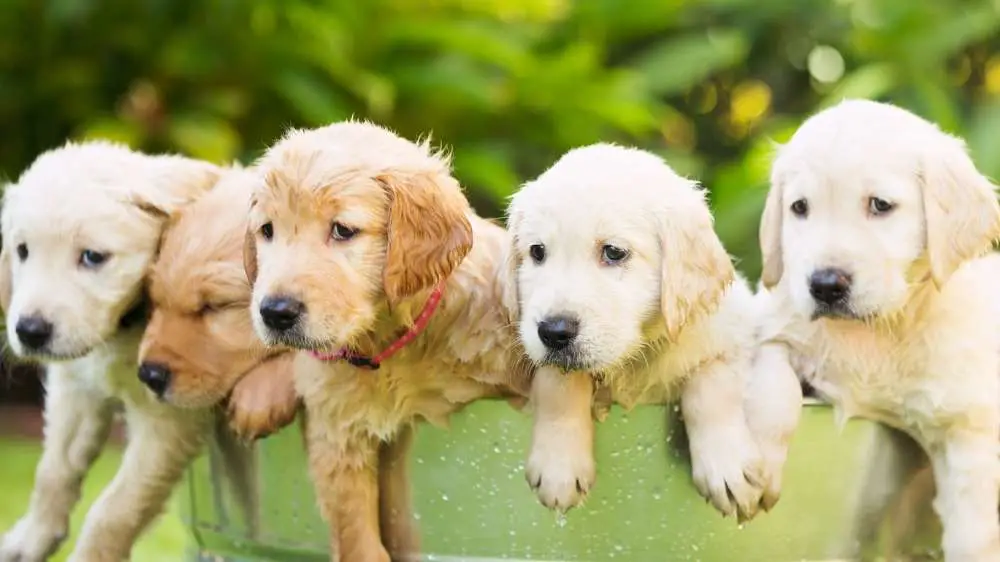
[15,316,53,350]
[138,362,172,397]
[809,268,852,305]
[259,296,305,332]
[537,315,580,351]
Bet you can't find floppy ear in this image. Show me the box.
[0,243,10,314]
[659,185,736,341]
[378,171,474,304]
[920,137,1000,288]
[759,176,785,289]
[133,156,221,220]
[243,229,258,285]
[498,206,522,327]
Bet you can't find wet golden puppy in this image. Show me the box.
[757,99,1000,561]
[504,144,795,521]
[0,141,218,562]
[244,121,530,562]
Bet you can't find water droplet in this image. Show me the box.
[441,493,449,501]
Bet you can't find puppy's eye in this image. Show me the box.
[260,222,274,241]
[331,222,359,241]
[197,301,243,316]
[790,199,809,218]
[15,243,27,261]
[868,197,895,216]
[79,250,109,269]
[601,244,630,265]
[528,244,546,264]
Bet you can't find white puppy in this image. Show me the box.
[757,99,1000,561]
[0,141,219,562]
[504,144,788,521]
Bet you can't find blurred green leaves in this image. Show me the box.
[1,0,999,281]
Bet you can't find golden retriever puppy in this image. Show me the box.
[503,144,787,522]
[133,167,299,538]
[138,165,297,430]
[0,141,219,562]
[756,99,1000,561]
[243,121,530,561]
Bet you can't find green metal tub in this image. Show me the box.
[182,400,942,561]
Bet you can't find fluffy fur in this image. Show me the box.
[504,144,796,521]
[244,121,531,561]
[757,99,1000,561]
[139,165,298,432]
[0,141,218,562]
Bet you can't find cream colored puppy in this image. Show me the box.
[757,99,1000,561]
[504,144,780,521]
[0,141,218,562]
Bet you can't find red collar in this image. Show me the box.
[308,281,447,370]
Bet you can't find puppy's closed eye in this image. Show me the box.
[197,301,247,317]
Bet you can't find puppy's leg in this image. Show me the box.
[67,406,209,562]
[306,419,388,562]
[379,425,419,561]
[525,366,596,511]
[743,342,802,511]
[1,372,113,562]
[682,358,765,522]
[928,430,1000,562]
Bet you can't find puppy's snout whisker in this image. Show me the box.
[259,295,305,332]
[537,315,580,351]
[808,267,852,305]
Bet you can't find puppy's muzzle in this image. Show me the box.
[259,295,305,332]
[15,315,54,351]
[138,361,172,398]
[537,315,580,351]
[809,267,852,307]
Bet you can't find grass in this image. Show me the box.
[0,437,188,562]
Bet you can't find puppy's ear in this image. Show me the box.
[758,174,785,289]
[498,208,521,327]
[133,156,221,220]
[920,137,1000,288]
[243,229,258,284]
[659,184,735,341]
[378,171,473,304]
[0,243,11,314]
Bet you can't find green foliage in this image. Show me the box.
[1,0,999,280]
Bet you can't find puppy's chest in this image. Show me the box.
[56,330,159,407]
[300,356,502,441]
[798,330,955,433]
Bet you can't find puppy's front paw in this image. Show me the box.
[0,516,67,562]
[525,430,596,512]
[226,355,300,441]
[688,421,765,522]
[756,436,790,512]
